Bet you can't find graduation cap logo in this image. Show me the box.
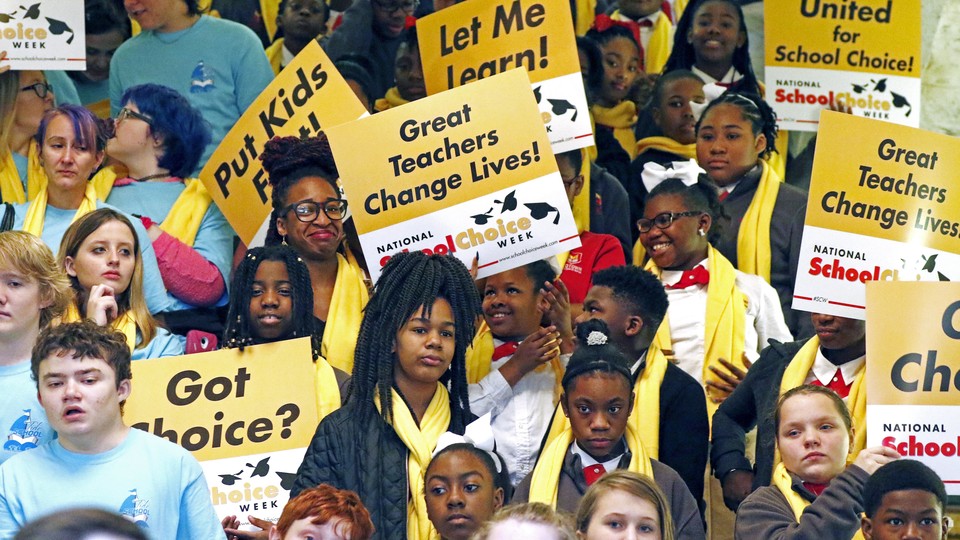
[532,85,579,123]
[494,191,518,213]
[19,3,38,19]
[219,470,245,486]
[525,202,560,225]
[471,208,494,225]
[246,457,271,478]
[890,91,912,117]
[276,471,298,491]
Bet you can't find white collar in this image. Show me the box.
[571,442,623,471]
[691,65,742,86]
[812,347,864,386]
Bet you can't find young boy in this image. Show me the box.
[861,460,950,540]
[269,485,374,540]
[265,0,329,74]
[0,321,223,539]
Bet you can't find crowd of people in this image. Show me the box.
[0,0,950,538]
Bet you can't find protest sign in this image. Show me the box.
[0,0,84,70]
[764,0,920,131]
[125,338,319,523]
[417,0,593,153]
[326,69,580,282]
[792,112,960,319]
[199,40,366,245]
[866,281,960,496]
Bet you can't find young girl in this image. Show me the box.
[472,503,576,540]
[291,252,480,539]
[585,25,643,162]
[58,208,183,360]
[735,385,900,539]
[695,93,810,339]
[0,69,54,203]
[576,470,676,540]
[513,320,703,540]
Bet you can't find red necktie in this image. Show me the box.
[718,190,730,201]
[491,341,519,362]
[810,368,853,398]
[667,265,710,290]
[638,18,654,27]
[583,463,607,486]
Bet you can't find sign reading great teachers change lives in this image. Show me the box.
[764,0,920,131]
[0,0,85,70]
[417,0,594,154]
[792,112,960,320]
[326,69,580,282]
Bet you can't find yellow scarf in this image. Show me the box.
[737,161,781,283]
[320,253,369,373]
[635,137,697,160]
[265,38,284,75]
[23,182,99,238]
[610,10,673,74]
[574,0,597,35]
[314,357,341,423]
[772,462,865,540]
[261,0,279,42]
[62,302,138,351]
[0,143,46,204]
[86,99,112,120]
[465,320,564,399]
[591,101,638,160]
[528,424,653,507]
[158,179,213,247]
[647,246,746,419]
[374,87,409,112]
[376,385,450,540]
[777,337,867,466]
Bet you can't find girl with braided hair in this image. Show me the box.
[292,251,481,540]
[261,134,369,374]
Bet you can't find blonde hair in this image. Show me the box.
[0,231,72,328]
[575,470,675,540]
[470,503,576,540]
[0,71,19,160]
[57,209,157,347]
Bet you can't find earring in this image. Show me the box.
[698,229,706,237]
[281,235,288,246]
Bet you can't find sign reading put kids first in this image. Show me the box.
[124,338,319,525]
[0,0,85,70]
[792,111,960,320]
[417,0,594,154]
[764,0,920,131]
[326,69,580,282]
[199,40,367,245]
[866,282,960,496]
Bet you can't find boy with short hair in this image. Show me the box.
[861,460,950,540]
[0,321,223,540]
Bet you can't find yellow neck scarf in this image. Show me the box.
[374,87,409,112]
[0,142,47,204]
[90,164,123,201]
[635,137,697,160]
[777,337,867,466]
[87,99,112,120]
[158,179,213,247]
[647,246,747,419]
[265,38,284,75]
[465,320,564,399]
[591,101,638,160]
[320,253,369,373]
[610,10,673,74]
[23,181,99,238]
[574,0,597,35]
[376,385,450,540]
[528,425,653,507]
[737,161,781,282]
[62,302,138,351]
[261,0,279,42]
[314,357,341,424]
[772,462,865,540]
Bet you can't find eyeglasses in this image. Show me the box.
[20,82,53,99]
[372,0,418,14]
[637,211,702,233]
[116,107,153,125]
[285,198,348,222]
[561,174,583,188]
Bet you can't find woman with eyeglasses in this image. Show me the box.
[637,164,790,419]
[261,134,368,374]
[102,83,232,338]
[0,69,55,204]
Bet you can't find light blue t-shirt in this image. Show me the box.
[0,428,223,540]
[0,361,53,466]
[9,154,27,192]
[109,16,274,173]
[133,328,186,361]
[43,71,81,106]
[11,201,176,314]
[105,181,234,310]
[73,77,110,108]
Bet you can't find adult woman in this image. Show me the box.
[0,69,54,203]
[104,83,231,333]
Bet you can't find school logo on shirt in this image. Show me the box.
[3,409,43,452]
[565,252,583,273]
[118,489,150,528]
[190,60,215,93]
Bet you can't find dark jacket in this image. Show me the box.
[655,362,709,507]
[590,163,633,261]
[323,0,404,101]
[711,338,808,488]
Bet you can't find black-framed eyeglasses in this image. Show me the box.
[561,174,583,188]
[285,198,348,222]
[637,211,702,233]
[116,107,153,126]
[372,0,418,14]
[20,82,53,99]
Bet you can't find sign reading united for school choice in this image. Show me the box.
[199,40,367,245]
[326,69,580,282]
[125,338,319,524]
[792,112,960,320]
[866,282,960,496]
[764,0,920,131]
[417,0,594,154]
[0,0,84,70]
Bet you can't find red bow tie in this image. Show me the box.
[667,265,709,289]
[491,341,519,362]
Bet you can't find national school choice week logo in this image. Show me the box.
[533,85,578,130]
[4,409,42,452]
[118,489,150,528]
[211,457,291,512]
[774,77,912,120]
[0,2,75,47]
[807,246,953,285]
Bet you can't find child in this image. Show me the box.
[58,209,184,360]
[269,485,374,540]
[513,320,703,540]
[291,252,480,539]
[860,460,950,540]
[14,508,148,540]
[471,503,576,540]
[735,385,900,539]
[585,25,643,161]
[265,0,329,74]
[607,0,675,74]
[576,470,676,540]
[374,29,425,112]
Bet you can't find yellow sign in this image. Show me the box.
[198,40,367,244]
[125,338,319,462]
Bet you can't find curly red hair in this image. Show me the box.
[276,485,374,539]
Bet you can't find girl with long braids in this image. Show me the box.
[260,135,368,374]
[292,252,480,540]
